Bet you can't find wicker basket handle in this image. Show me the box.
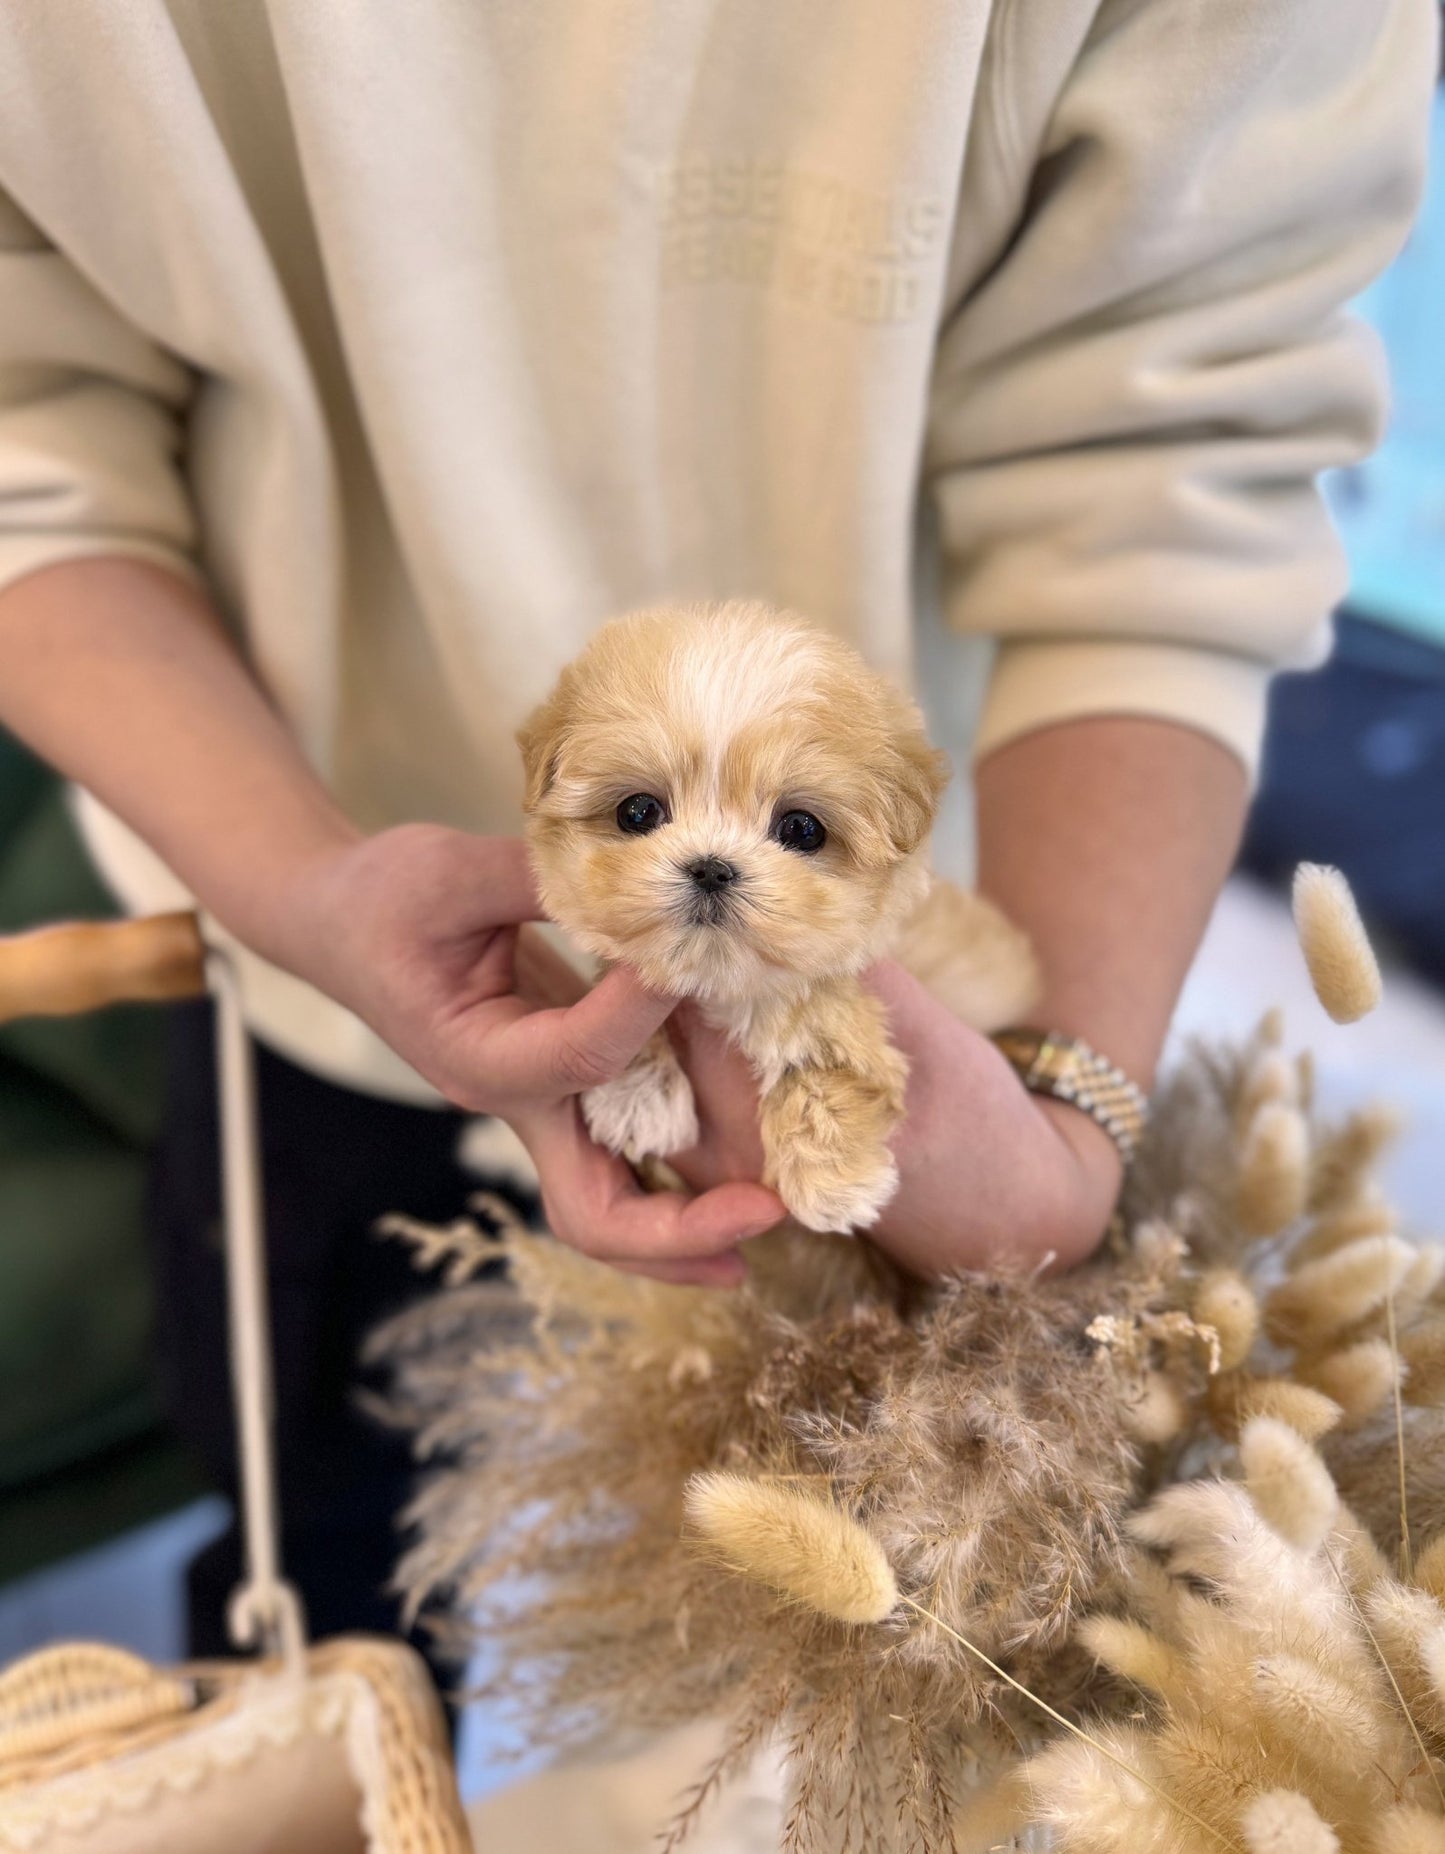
[0,911,207,1024]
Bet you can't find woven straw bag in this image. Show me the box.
[0,915,472,1854]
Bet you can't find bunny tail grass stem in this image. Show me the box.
[1386,1286,1414,1582]
[1325,1547,1445,1815]
[896,1595,1242,1853]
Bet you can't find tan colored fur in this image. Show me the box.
[890,877,1039,1035]
[712,976,908,1232]
[519,600,1036,1231]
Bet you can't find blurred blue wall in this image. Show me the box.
[1327,92,1445,647]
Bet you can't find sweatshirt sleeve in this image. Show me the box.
[927,0,1438,775]
[0,185,198,597]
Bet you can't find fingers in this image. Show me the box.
[477,964,677,1100]
[863,957,1000,1081]
[521,1102,783,1267]
[473,836,548,925]
[663,1001,767,1185]
[859,956,930,1018]
[512,923,590,1009]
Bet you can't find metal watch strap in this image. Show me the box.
[992,1027,1149,1166]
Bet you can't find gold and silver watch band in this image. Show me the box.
[992,1027,1149,1166]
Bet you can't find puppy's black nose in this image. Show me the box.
[686,855,739,895]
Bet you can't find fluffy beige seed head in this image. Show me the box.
[1237,1051,1300,1136]
[1290,1194,1397,1267]
[1253,1653,1379,1767]
[1368,1806,1445,1854]
[1237,1103,1311,1236]
[1402,1319,1445,1407]
[1364,1583,1445,1714]
[1194,1269,1261,1372]
[951,1770,1033,1854]
[1308,1104,1403,1214]
[1025,1728,1179,1850]
[1242,1790,1340,1854]
[1296,1340,1398,1429]
[1264,1236,1417,1348]
[1208,1372,1342,1445]
[1119,1369,1187,1444]
[1079,1615,1185,1699]
[1241,1416,1339,1552]
[1398,1244,1445,1316]
[1293,863,1383,1024]
[1335,1501,1391,1591]
[1255,1005,1287,1051]
[1421,1621,1445,1715]
[1413,1533,1445,1605]
[682,1471,899,1625]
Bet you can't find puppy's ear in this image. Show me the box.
[880,729,950,857]
[516,685,569,815]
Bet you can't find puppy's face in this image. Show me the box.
[519,604,948,1001]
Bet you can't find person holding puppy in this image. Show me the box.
[0,3,1433,1659]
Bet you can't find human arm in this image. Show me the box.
[873,712,1247,1276]
[880,0,1431,1272]
[660,713,1244,1277]
[0,558,779,1284]
[928,0,1437,778]
[659,0,1434,1278]
[0,167,778,1281]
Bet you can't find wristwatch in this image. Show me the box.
[991,1027,1149,1166]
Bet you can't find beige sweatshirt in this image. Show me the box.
[0,1,1433,1100]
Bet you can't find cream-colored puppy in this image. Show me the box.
[519,602,1036,1233]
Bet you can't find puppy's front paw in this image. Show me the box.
[761,1059,906,1235]
[581,1040,699,1163]
[777,1145,900,1234]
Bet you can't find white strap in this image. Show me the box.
[205,942,307,1673]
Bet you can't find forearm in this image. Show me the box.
[0,556,358,967]
[974,714,1249,1091]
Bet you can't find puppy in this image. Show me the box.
[519,601,1036,1233]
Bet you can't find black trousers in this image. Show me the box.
[145,999,489,1684]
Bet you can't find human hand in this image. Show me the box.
[281,825,782,1286]
[664,961,1122,1278]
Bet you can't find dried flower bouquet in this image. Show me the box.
[376,867,1444,1852]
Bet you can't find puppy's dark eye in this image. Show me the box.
[617,793,667,835]
[775,810,826,854]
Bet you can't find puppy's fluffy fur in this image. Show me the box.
[519,601,1036,1231]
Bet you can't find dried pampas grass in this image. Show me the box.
[1292,864,1383,1024]
[376,1220,1153,1854]
[371,866,1444,1852]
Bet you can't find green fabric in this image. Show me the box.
[0,728,198,1576]
[0,736,166,1144]
[0,1062,158,1489]
[0,1433,204,1588]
